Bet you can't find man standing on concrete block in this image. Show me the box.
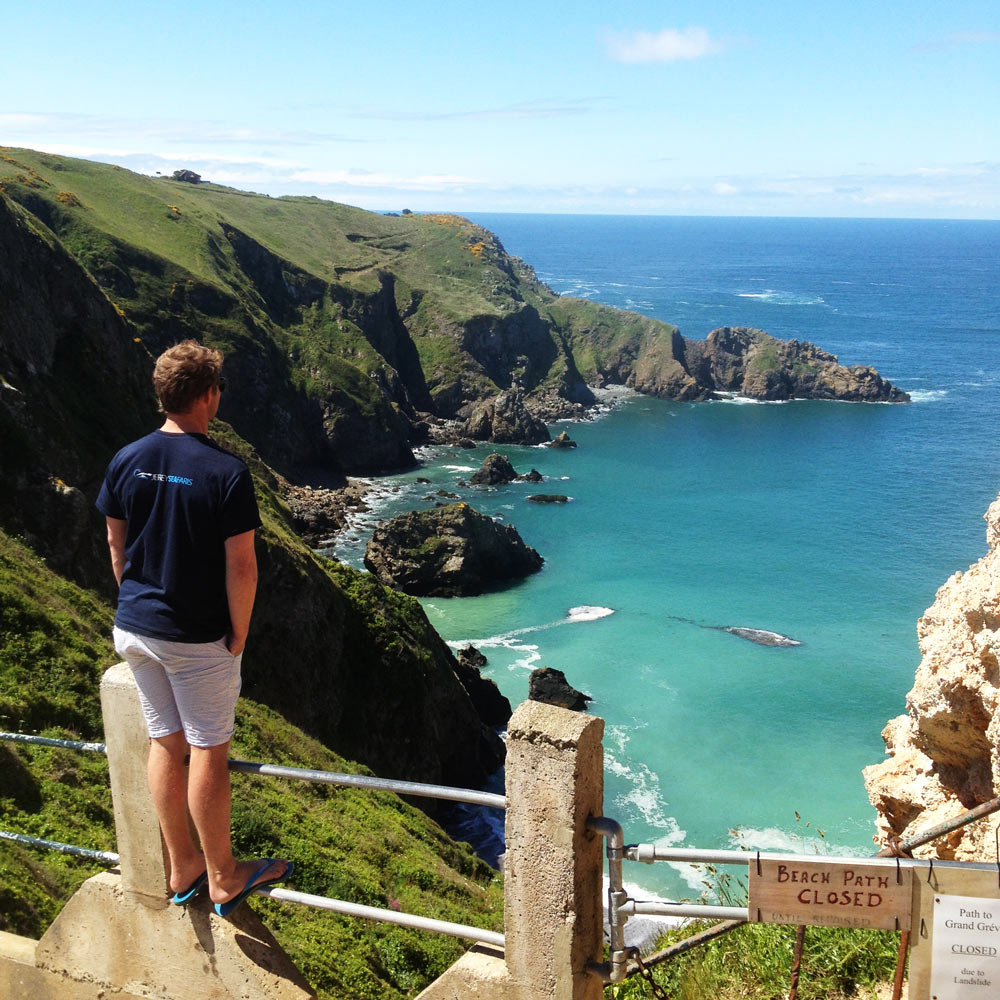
[97,339,291,916]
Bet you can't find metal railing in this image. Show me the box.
[588,793,1000,990]
[0,730,505,948]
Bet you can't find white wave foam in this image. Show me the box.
[737,290,825,306]
[730,826,858,857]
[566,605,615,622]
[449,606,615,671]
[908,389,949,403]
[711,393,788,406]
[443,465,477,473]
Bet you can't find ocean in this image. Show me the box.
[331,215,1000,900]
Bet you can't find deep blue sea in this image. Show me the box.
[334,215,1000,900]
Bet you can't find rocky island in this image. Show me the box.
[364,503,544,597]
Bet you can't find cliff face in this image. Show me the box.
[864,494,1000,857]
[0,193,502,792]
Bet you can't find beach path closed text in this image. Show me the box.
[748,858,912,930]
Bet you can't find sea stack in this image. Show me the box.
[364,502,544,597]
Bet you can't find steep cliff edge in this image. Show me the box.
[864,494,1000,858]
[0,190,501,793]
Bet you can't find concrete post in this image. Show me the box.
[99,661,170,898]
[416,700,606,1000]
[503,701,605,1000]
[0,664,316,999]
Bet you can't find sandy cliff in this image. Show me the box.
[864,493,1000,858]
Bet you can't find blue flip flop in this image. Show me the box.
[171,871,208,905]
[214,858,292,917]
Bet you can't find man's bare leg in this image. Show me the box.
[148,731,205,894]
[187,741,288,905]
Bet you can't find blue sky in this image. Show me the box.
[2,0,997,218]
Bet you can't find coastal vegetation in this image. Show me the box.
[0,530,503,999]
[607,922,899,999]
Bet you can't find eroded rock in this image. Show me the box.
[864,493,1000,859]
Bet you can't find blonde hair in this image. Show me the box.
[152,340,223,414]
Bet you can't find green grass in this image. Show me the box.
[0,527,503,998]
[606,921,901,1000]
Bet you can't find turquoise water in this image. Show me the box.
[334,216,1000,898]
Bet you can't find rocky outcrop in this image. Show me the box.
[549,430,577,449]
[686,327,910,403]
[470,453,519,486]
[864,494,1000,858]
[454,646,512,728]
[283,479,370,545]
[527,495,569,504]
[529,667,592,711]
[462,388,551,444]
[363,502,544,597]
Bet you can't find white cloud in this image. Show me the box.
[604,27,723,64]
[712,182,739,196]
[354,98,605,122]
[290,169,481,191]
[913,30,1000,52]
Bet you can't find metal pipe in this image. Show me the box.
[587,815,630,984]
[227,758,506,809]
[628,844,755,865]
[0,731,106,754]
[0,734,506,809]
[264,886,504,947]
[626,843,997,873]
[622,900,749,921]
[0,829,120,864]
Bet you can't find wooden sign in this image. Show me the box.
[749,858,912,930]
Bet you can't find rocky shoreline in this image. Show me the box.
[283,385,635,550]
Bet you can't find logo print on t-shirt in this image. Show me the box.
[133,469,194,486]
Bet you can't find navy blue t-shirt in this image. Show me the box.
[96,430,262,642]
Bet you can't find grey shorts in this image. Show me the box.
[113,627,243,748]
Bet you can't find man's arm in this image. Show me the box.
[105,517,127,587]
[224,529,257,656]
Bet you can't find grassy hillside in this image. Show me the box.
[0,528,503,999]
[0,147,694,478]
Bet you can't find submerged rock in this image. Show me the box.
[725,627,802,647]
[364,502,543,597]
[527,494,569,504]
[529,667,591,712]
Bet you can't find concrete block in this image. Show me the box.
[35,870,316,999]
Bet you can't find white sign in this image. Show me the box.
[931,894,1000,998]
